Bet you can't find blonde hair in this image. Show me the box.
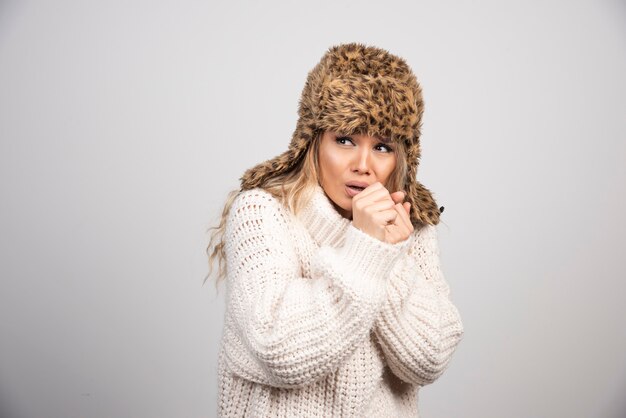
[203,131,408,288]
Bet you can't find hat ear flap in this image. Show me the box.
[406,177,442,226]
[240,117,317,190]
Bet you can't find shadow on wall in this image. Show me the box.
[0,392,25,418]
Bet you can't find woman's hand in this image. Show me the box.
[352,182,414,244]
[385,191,414,244]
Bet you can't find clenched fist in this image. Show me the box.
[351,182,414,244]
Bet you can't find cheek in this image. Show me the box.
[319,150,344,180]
[378,158,397,184]
[379,162,396,191]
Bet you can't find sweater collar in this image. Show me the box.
[296,184,351,248]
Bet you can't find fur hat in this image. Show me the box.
[240,42,443,226]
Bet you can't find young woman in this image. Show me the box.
[206,42,464,418]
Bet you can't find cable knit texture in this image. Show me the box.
[217,185,464,417]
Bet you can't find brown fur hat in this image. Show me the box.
[240,42,443,226]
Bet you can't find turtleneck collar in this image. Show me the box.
[296,184,351,248]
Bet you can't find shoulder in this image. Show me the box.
[231,187,280,210]
[408,223,440,257]
[228,188,292,228]
[414,223,438,241]
[224,188,299,260]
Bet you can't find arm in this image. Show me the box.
[373,224,464,386]
[220,190,409,388]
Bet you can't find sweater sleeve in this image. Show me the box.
[373,224,464,386]
[220,190,409,388]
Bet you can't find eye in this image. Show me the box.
[335,136,355,146]
[375,143,394,153]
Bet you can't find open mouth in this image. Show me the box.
[347,185,365,192]
[346,183,369,195]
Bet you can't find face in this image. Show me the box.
[318,130,397,219]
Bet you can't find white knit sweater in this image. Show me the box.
[217,185,464,417]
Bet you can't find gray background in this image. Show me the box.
[1,0,625,417]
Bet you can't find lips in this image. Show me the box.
[346,181,369,190]
[345,181,370,197]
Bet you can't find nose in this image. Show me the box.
[352,147,371,175]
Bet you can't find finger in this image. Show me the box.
[385,223,410,244]
[389,191,405,204]
[393,203,413,231]
[364,188,395,205]
[384,224,402,244]
[403,202,411,215]
[372,208,398,225]
[353,182,383,201]
[356,187,393,207]
[390,204,414,241]
[362,199,395,213]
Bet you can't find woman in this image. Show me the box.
[206,42,464,418]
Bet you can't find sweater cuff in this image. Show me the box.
[335,225,410,297]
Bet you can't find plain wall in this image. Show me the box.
[1,0,625,417]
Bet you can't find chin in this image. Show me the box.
[327,192,351,217]
[336,199,352,218]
